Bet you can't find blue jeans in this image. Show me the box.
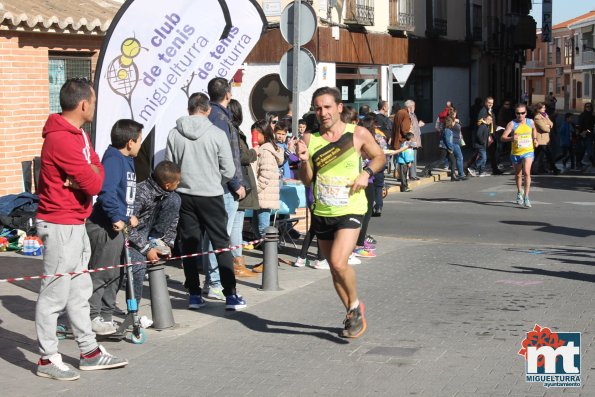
[230,210,245,257]
[202,192,238,289]
[251,209,271,239]
[452,144,464,177]
[474,148,487,174]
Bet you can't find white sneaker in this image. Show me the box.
[91,317,117,336]
[139,315,153,329]
[467,168,477,177]
[348,254,361,266]
[294,257,307,267]
[309,259,330,270]
[204,286,225,301]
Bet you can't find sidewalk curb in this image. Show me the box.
[386,171,449,194]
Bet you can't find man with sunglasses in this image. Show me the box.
[500,103,538,208]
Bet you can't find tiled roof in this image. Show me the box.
[0,0,123,33]
[552,10,595,30]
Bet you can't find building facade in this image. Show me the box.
[522,10,595,113]
[0,0,535,195]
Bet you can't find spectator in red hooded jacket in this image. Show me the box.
[35,78,128,381]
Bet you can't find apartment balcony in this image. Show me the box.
[581,49,595,66]
[388,0,414,32]
[524,60,544,68]
[344,0,374,27]
[427,17,447,37]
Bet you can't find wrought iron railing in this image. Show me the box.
[388,0,414,31]
[344,0,375,26]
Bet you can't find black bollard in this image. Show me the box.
[147,264,175,329]
[261,226,280,291]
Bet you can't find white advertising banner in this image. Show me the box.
[94,0,266,161]
[153,0,267,162]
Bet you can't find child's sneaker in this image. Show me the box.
[516,190,524,205]
[36,353,80,381]
[309,259,330,270]
[524,197,532,208]
[79,345,128,371]
[363,240,376,251]
[225,294,247,311]
[293,257,307,267]
[354,248,376,258]
[204,286,225,301]
[91,316,117,336]
[188,294,206,310]
[348,253,361,266]
[365,235,377,245]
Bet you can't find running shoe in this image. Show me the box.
[467,168,477,177]
[294,257,307,267]
[354,248,376,258]
[309,259,330,270]
[516,191,524,205]
[340,302,367,338]
[524,197,532,208]
[348,254,361,266]
[188,294,206,310]
[225,294,247,311]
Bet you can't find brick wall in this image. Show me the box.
[0,31,102,196]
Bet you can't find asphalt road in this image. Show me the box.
[374,172,595,248]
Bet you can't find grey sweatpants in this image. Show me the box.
[86,220,124,322]
[35,221,97,358]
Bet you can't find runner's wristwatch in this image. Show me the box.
[363,166,374,177]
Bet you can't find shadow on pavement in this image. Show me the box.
[0,295,36,321]
[226,311,349,345]
[449,263,595,283]
[413,197,517,208]
[500,220,595,238]
[0,319,38,374]
[504,246,595,268]
[531,174,595,193]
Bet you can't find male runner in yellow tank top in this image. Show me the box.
[501,103,538,208]
[296,87,385,338]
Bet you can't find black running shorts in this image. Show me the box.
[311,214,364,240]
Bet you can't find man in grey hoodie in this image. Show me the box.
[165,92,247,311]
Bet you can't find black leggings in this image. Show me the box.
[297,226,324,260]
[356,183,375,246]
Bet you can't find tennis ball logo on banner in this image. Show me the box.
[107,37,145,117]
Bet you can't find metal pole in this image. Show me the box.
[291,0,301,136]
[147,264,175,329]
[261,226,280,291]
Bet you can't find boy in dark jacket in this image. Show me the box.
[469,114,492,177]
[128,160,181,304]
[86,119,142,335]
